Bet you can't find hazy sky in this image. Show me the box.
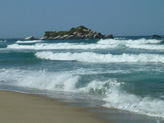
[0,0,164,38]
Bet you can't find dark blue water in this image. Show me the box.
[0,37,164,122]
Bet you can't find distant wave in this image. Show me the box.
[16,40,42,43]
[98,38,164,50]
[7,43,118,50]
[0,40,6,42]
[98,38,162,45]
[0,40,6,43]
[35,51,164,63]
[126,44,164,50]
[7,38,164,50]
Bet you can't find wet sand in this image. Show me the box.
[0,90,106,123]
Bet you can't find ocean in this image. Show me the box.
[0,36,164,122]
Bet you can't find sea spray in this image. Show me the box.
[79,79,123,95]
[0,69,79,92]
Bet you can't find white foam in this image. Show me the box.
[79,79,123,95]
[1,68,164,118]
[0,69,79,92]
[7,43,117,50]
[126,44,164,50]
[79,78,164,118]
[98,38,164,50]
[16,40,42,43]
[61,68,129,75]
[0,68,127,94]
[103,89,164,118]
[35,51,164,63]
[7,38,163,50]
[98,38,162,45]
[80,78,164,118]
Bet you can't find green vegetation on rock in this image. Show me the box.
[44,31,57,38]
[43,26,113,40]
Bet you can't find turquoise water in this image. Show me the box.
[0,37,164,122]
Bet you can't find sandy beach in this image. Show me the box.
[0,90,106,123]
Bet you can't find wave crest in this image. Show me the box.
[103,90,164,118]
[7,38,164,50]
[1,68,164,118]
[35,51,164,63]
[16,40,42,43]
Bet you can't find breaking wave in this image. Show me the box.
[35,51,164,63]
[80,79,164,118]
[7,43,117,50]
[0,69,79,92]
[126,44,164,50]
[98,38,162,45]
[7,38,163,50]
[103,87,164,118]
[1,68,164,118]
[16,40,43,43]
[98,38,164,50]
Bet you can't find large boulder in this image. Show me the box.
[53,36,61,40]
[93,33,101,39]
[65,35,75,40]
[103,34,114,39]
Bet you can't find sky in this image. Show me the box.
[0,0,164,38]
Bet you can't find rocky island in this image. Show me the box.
[42,26,113,40]
[24,26,113,40]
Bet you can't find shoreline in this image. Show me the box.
[0,90,107,123]
[0,90,160,123]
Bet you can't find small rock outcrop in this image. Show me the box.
[43,26,114,40]
[104,34,114,39]
[152,35,163,38]
[24,36,38,40]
